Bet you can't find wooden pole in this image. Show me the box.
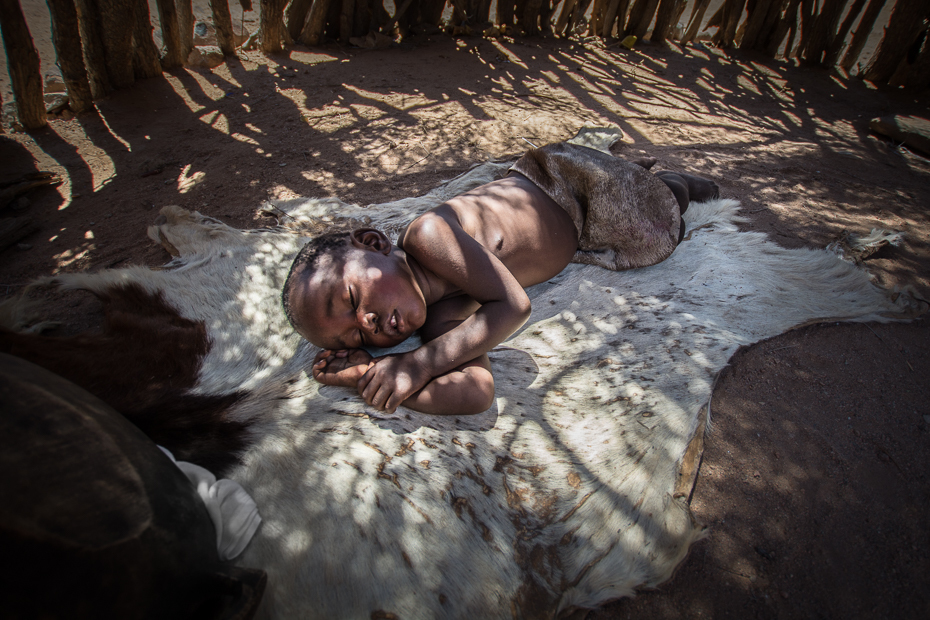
[298,0,331,45]
[131,0,163,79]
[651,0,683,42]
[823,0,866,66]
[862,0,930,84]
[177,0,194,60]
[96,0,135,89]
[839,0,887,72]
[764,0,801,57]
[210,0,237,54]
[338,0,354,43]
[681,0,711,43]
[554,0,578,35]
[74,0,113,97]
[741,0,783,51]
[286,0,314,41]
[261,0,288,52]
[902,30,930,90]
[46,0,94,113]
[154,0,185,68]
[800,0,845,64]
[712,0,746,47]
[602,0,628,38]
[0,0,46,129]
[625,0,660,39]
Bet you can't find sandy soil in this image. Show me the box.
[2,9,929,619]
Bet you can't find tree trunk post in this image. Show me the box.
[210,0,237,54]
[177,0,194,60]
[131,0,163,80]
[824,0,866,67]
[681,0,711,43]
[862,0,930,84]
[625,0,660,39]
[286,0,314,40]
[154,0,185,68]
[800,0,845,65]
[0,0,46,129]
[840,0,887,72]
[261,0,288,52]
[46,0,94,113]
[74,0,112,97]
[651,0,683,42]
[96,0,136,89]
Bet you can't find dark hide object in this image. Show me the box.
[0,353,266,619]
[0,283,248,475]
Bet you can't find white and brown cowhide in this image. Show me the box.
[4,128,919,618]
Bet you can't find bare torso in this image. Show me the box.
[400,172,578,288]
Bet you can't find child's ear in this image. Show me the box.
[350,228,392,255]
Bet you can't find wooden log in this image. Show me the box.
[824,0,865,66]
[299,0,331,46]
[261,0,288,52]
[154,0,185,68]
[602,0,628,37]
[420,0,446,26]
[625,0,660,39]
[45,0,94,113]
[286,0,313,40]
[741,0,785,51]
[717,0,747,47]
[338,0,353,42]
[73,0,112,96]
[681,0,711,43]
[651,0,683,42]
[840,0,886,71]
[792,0,816,58]
[554,0,578,35]
[800,0,845,64]
[0,0,47,129]
[96,0,136,89]
[764,0,801,56]
[522,0,544,34]
[177,0,194,61]
[210,0,237,54]
[130,0,162,80]
[0,216,38,253]
[902,29,930,90]
[862,0,930,84]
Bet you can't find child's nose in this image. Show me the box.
[359,312,379,334]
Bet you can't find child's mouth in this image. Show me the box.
[388,311,399,333]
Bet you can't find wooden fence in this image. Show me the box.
[1,0,928,130]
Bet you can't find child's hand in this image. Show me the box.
[312,348,374,388]
[357,353,432,413]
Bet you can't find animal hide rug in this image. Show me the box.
[23,129,918,619]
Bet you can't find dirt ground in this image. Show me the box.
[2,8,929,619]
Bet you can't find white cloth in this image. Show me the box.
[158,446,262,561]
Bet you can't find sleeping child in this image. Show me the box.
[281,140,718,415]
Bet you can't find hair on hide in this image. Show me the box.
[8,127,922,618]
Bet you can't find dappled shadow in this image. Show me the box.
[3,30,930,619]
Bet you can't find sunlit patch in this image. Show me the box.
[289,50,337,66]
[84,230,94,239]
[95,105,131,151]
[212,113,230,134]
[184,69,226,101]
[164,73,206,112]
[272,185,302,199]
[232,132,259,145]
[829,75,848,89]
[178,164,206,194]
[199,110,219,124]
[736,74,761,96]
[53,244,94,273]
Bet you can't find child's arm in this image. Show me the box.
[356,210,530,412]
[313,296,497,415]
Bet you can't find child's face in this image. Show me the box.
[292,245,427,350]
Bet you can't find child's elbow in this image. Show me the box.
[463,370,496,415]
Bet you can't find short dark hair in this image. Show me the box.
[282,231,352,331]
